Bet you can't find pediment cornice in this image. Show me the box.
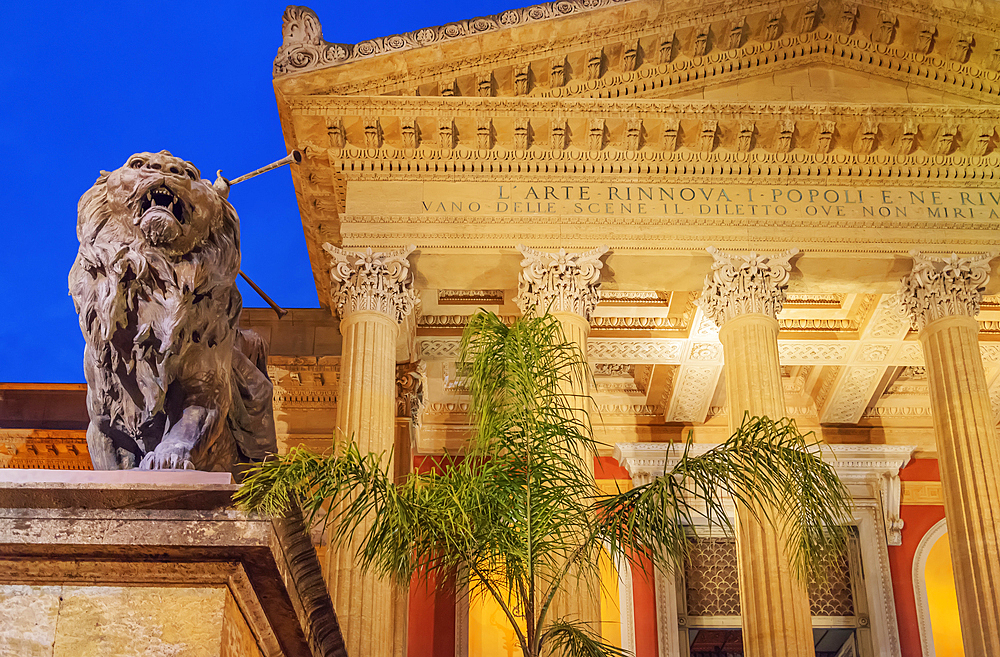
[275,0,1000,105]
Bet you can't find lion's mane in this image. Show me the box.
[69,154,274,470]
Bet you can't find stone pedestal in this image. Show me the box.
[702,248,814,657]
[900,252,1000,655]
[0,469,344,657]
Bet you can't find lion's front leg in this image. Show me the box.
[139,407,218,470]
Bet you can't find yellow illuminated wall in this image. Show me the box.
[600,549,622,647]
[469,588,523,657]
[467,550,624,656]
[925,532,964,656]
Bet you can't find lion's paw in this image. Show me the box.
[139,443,195,470]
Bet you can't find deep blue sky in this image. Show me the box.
[0,1,518,382]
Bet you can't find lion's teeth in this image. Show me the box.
[167,202,174,213]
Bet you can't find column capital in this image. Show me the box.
[899,251,996,330]
[699,247,798,327]
[515,244,609,320]
[322,244,418,323]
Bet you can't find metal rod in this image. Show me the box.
[239,271,288,319]
[230,150,303,186]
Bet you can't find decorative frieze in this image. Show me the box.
[899,251,996,330]
[323,244,418,322]
[303,97,1000,162]
[515,244,610,320]
[699,247,798,327]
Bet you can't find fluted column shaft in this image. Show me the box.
[899,250,1000,655]
[920,316,1000,653]
[322,244,418,657]
[701,247,814,657]
[516,245,608,634]
[548,310,601,630]
[330,309,399,657]
[718,314,814,657]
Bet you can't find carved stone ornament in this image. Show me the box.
[899,251,997,330]
[515,244,610,320]
[322,244,418,323]
[274,6,350,77]
[699,247,799,327]
[396,361,427,428]
[69,151,277,471]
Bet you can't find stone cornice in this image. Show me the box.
[699,247,798,326]
[274,1,1000,107]
[323,244,419,322]
[515,244,610,319]
[899,250,997,329]
[274,0,632,77]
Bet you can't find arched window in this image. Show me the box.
[913,519,964,656]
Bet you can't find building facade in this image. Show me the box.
[4,0,1000,655]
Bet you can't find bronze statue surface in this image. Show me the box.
[69,151,277,471]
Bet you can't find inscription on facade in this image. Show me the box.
[348,182,1000,221]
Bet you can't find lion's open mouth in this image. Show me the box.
[139,185,186,223]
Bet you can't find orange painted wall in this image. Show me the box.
[889,458,946,657]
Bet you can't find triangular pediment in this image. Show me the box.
[275,0,1000,107]
[633,61,980,104]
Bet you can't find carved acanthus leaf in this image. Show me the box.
[515,244,610,320]
[899,251,996,330]
[322,244,418,322]
[699,247,798,326]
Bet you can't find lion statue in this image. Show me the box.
[69,150,277,472]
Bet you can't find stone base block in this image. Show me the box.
[0,470,346,657]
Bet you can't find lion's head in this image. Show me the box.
[82,150,237,256]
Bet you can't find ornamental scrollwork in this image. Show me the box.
[322,243,418,323]
[515,244,610,320]
[699,247,799,326]
[274,6,351,77]
[898,251,996,330]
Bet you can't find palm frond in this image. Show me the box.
[595,414,853,579]
[540,620,632,657]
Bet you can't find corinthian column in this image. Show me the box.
[322,243,418,657]
[515,244,608,634]
[700,246,815,657]
[899,251,1000,655]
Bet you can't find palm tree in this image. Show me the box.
[235,311,852,657]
